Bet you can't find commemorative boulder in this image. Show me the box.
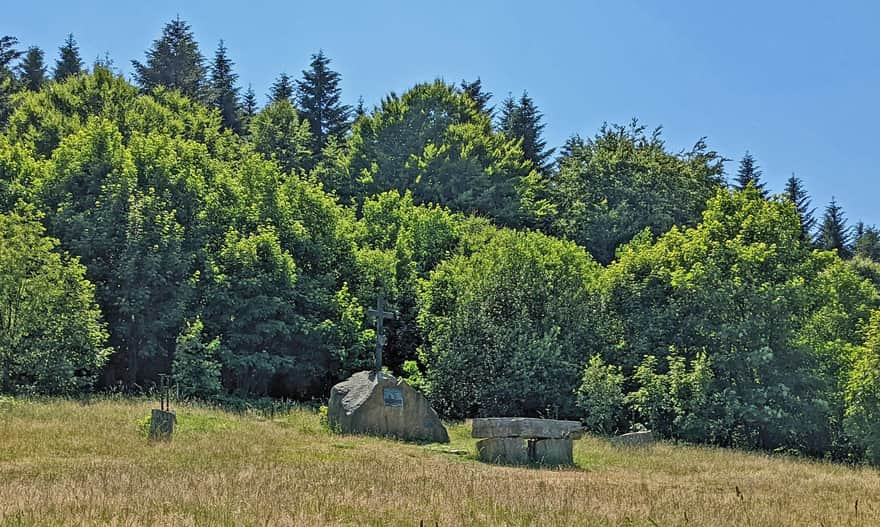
[327,371,449,443]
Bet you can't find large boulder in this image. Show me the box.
[327,371,449,443]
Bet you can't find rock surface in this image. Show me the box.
[471,417,584,439]
[533,438,574,465]
[611,430,655,447]
[476,438,529,464]
[327,371,449,443]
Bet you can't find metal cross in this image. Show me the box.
[367,296,395,374]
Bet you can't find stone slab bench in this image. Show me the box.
[472,418,585,465]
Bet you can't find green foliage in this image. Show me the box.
[132,17,208,103]
[269,73,294,102]
[498,91,554,172]
[296,51,352,158]
[209,40,240,133]
[2,54,879,464]
[34,119,199,384]
[52,34,83,82]
[354,191,462,370]
[733,152,767,196]
[845,310,880,463]
[248,100,312,174]
[817,197,851,258]
[783,174,815,242]
[531,122,724,264]
[853,222,880,261]
[5,66,228,158]
[625,352,714,441]
[0,35,22,126]
[17,46,47,91]
[599,188,853,453]
[418,228,601,418]
[0,206,109,394]
[459,78,493,117]
[239,84,258,133]
[343,80,536,225]
[849,256,880,290]
[576,355,626,435]
[0,134,42,211]
[173,317,222,399]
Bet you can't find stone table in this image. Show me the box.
[472,417,584,465]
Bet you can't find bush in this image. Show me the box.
[845,310,880,464]
[576,355,626,435]
[172,318,222,400]
[0,207,110,395]
[418,228,602,418]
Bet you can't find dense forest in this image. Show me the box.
[2,20,880,464]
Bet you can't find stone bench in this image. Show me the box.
[472,418,584,466]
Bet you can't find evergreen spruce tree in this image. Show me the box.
[853,222,880,261]
[460,78,493,116]
[354,95,366,118]
[296,51,352,155]
[17,46,46,91]
[0,36,22,125]
[239,83,258,133]
[268,73,294,102]
[498,91,555,172]
[734,152,767,196]
[132,17,207,103]
[818,197,852,258]
[209,40,240,132]
[783,174,816,242]
[498,93,518,132]
[53,34,83,82]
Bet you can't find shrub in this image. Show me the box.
[576,355,626,435]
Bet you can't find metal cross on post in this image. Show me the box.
[367,296,395,375]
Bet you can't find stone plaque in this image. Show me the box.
[383,387,404,407]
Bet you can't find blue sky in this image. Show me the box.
[5,1,879,226]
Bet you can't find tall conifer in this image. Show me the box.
[498,91,554,172]
[268,73,293,102]
[783,174,816,242]
[17,46,46,90]
[239,83,258,133]
[734,152,767,196]
[53,34,83,82]
[295,51,352,155]
[209,40,240,132]
[818,197,852,258]
[132,17,207,102]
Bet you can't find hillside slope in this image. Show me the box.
[0,399,878,526]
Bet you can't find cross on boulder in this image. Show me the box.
[367,296,395,373]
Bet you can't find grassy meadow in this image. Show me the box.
[0,397,878,526]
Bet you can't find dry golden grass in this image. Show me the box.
[1,397,878,526]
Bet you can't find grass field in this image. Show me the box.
[1,398,878,526]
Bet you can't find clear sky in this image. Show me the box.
[5,1,879,226]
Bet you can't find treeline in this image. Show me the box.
[2,20,880,464]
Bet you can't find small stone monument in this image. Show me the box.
[149,374,176,441]
[327,297,449,443]
[472,417,584,465]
